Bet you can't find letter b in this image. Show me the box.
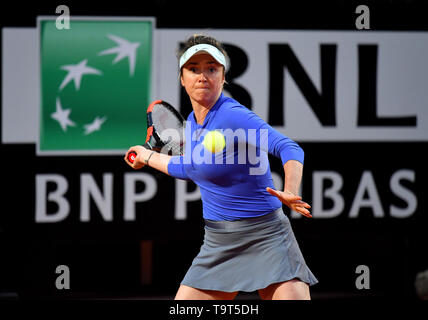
[35,174,70,223]
[312,171,344,218]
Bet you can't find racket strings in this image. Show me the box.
[151,104,185,156]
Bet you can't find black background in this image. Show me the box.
[1,0,428,302]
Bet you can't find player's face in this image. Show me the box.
[181,53,225,108]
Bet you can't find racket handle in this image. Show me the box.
[128,151,137,163]
[128,143,153,164]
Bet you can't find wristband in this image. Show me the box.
[144,151,156,165]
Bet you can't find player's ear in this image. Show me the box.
[180,71,185,87]
[222,68,227,86]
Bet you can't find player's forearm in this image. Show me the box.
[145,151,171,175]
[283,160,303,195]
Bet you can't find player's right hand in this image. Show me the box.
[124,145,148,170]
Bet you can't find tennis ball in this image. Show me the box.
[203,130,226,153]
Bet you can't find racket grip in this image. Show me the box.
[128,151,137,163]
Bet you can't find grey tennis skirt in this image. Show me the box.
[181,208,318,292]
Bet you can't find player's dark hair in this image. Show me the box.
[177,34,228,76]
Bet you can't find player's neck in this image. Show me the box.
[190,92,221,125]
[192,104,211,125]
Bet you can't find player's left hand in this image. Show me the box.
[266,187,312,218]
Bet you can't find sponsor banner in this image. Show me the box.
[158,29,428,141]
[2,26,428,149]
[2,143,418,225]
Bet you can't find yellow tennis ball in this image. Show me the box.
[203,130,226,153]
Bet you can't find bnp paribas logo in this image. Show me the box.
[37,17,153,154]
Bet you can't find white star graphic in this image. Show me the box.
[83,116,107,135]
[59,59,102,91]
[98,34,141,76]
[51,98,76,132]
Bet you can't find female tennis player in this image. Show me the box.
[125,34,318,300]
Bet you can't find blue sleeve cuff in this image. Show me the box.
[280,144,304,166]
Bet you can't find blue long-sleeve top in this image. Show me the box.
[168,93,304,221]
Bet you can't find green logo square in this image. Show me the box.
[38,18,153,154]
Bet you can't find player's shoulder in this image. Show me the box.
[218,94,250,115]
[223,94,261,118]
[217,95,262,130]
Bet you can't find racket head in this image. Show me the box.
[144,100,185,156]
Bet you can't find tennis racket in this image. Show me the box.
[128,100,185,163]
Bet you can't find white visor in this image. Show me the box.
[179,44,227,69]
